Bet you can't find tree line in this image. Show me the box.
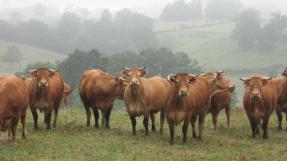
[232,9,287,51]
[160,0,243,21]
[0,9,157,54]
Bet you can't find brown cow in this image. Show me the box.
[0,75,29,141]
[273,67,287,130]
[208,72,235,130]
[240,75,278,139]
[121,67,170,136]
[27,68,64,130]
[79,69,125,128]
[62,83,73,108]
[166,72,234,144]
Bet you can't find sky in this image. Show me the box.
[2,0,287,18]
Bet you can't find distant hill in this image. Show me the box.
[0,40,65,75]
[155,20,287,105]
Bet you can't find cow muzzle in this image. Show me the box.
[39,80,48,88]
[130,79,139,86]
[251,91,261,99]
[179,88,189,97]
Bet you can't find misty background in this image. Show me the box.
[0,0,286,106]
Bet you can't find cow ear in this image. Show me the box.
[139,67,146,77]
[167,74,176,83]
[188,74,197,84]
[240,78,251,86]
[262,77,272,85]
[28,69,38,77]
[48,69,57,77]
[121,69,129,77]
[283,67,287,76]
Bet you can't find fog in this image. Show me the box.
[2,0,287,18]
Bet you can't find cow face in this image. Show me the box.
[240,76,272,100]
[121,67,146,87]
[28,68,57,88]
[168,73,197,97]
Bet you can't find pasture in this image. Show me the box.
[1,107,287,161]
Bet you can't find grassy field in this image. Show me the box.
[1,107,287,161]
[0,40,65,75]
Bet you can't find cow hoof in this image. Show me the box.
[159,129,163,135]
[53,125,57,128]
[169,140,174,145]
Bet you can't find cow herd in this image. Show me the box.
[0,67,286,144]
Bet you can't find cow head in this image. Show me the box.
[282,67,287,77]
[200,71,235,95]
[168,73,197,97]
[121,67,146,94]
[240,76,272,100]
[28,68,57,88]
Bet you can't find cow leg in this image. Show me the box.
[46,110,52,130]
[182,117,189,144]
[7,126,12,141]
[101,111,106,127]
[248,117,257,138]
[92,107,99,128]
[150,113,156,132]
[10,119,18,142]
[31,107,38,130]
[225,104,231,129]
[129,115,137,135]
[198,113,206,140]
[285,112,287,131]
[262,116,270,139]
[159,110,165,135]
[211,110,219,130]
[84,106,91,127]
[191,114,198,139]
[105,108,112,129]
[276,109,283,131]
[143,116,149,136]
[21,110,27,139]
[167,119,175,145]
[276,108,283,130]
[53,103,60,128]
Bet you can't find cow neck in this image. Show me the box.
[250,97,263,110]
[170,85,184,107]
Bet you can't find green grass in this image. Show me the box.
[1,107,287,161]
[0,40,65,75]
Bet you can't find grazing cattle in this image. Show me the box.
[208,72,235,130]
[79,69,125,128]
[27,68,64,130]
[62,83,73,108]
[0,75,29,141]
[122,67,170,135]
[240,75,278,139]
[273,68,287,130]
[166,72,234,144]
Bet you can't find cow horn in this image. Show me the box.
[262,76,272,80]
[217,71,224,74]
[139,67,146,70]
[123,67,130,70]
[240,77,249,81]
[49,69,57,72]
[188,74,197,78]
[27,69,37,74]
[167,74,175,81]
[199,73,206,76]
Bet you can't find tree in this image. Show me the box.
[57,49,109,86]
[205,0,243,21]
[232,8,261,50]
[160,0,203,21]
[1,46,23,69]
[257,13,287,51]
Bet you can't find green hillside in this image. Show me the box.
[0,40,65,75]
[155,21,287,105]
